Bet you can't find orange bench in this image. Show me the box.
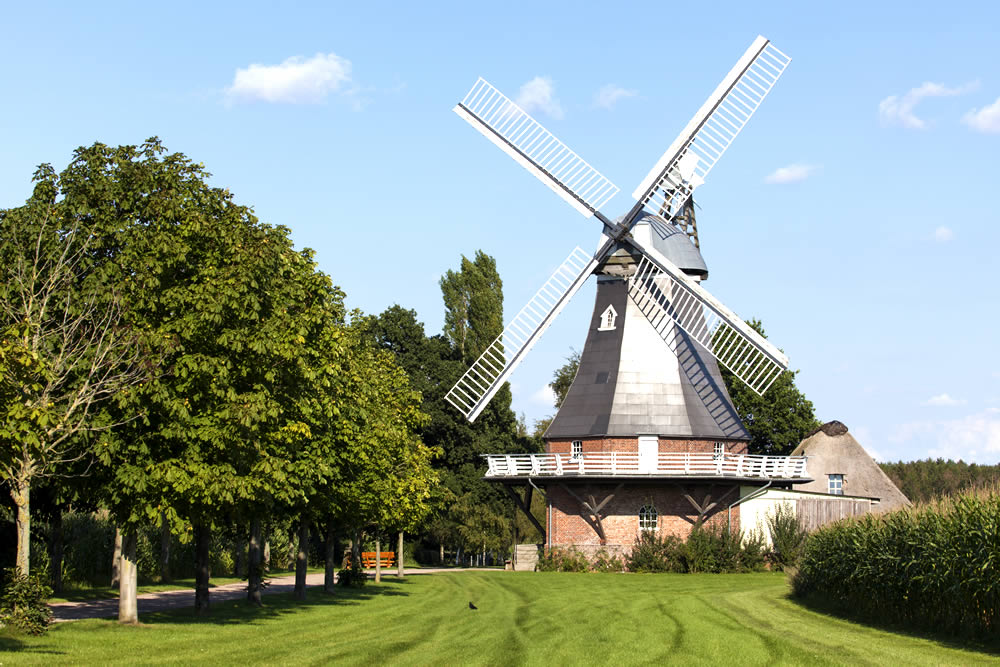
[360,551,395,568]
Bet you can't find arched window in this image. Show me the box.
[638,504,658,532]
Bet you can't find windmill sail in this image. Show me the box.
[626,238,788,395]
[454,78,619,218]
[632,36,791,221]
[446,246,599,422]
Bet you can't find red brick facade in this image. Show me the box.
[546,436,749,456]
[542,435,749,555]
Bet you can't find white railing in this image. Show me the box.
[484,452,808,479]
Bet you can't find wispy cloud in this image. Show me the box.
[890,408,1000,462]
[595,84,637,109]
[764,163,818,184]
[516,76,563,119]
[922,393,966,407]
[226,53,353,105]
[878,81,979,129]
[531,384,557,407]
[933,226,954,242]
[962,96,1000,133]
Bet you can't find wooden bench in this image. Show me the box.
[360,551,395,568]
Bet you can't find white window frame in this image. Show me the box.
[638,504,658,532]
[713,442,725,459]
[829,473,844,495]
[571,440,583,460]
[598,304,618,331]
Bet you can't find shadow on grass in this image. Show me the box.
[135,578,416,627]
[787,593,1000,657]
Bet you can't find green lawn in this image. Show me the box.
[3,572,997,665]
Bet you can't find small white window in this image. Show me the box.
[598,305,618,331]
[639,505,658,531]
[713,442,725,458]
[829,474,844,495]
[571,440,583,460]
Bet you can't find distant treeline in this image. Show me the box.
[880,459,1000,503]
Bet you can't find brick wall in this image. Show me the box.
[546,482,741,553]
[546,436,749,456]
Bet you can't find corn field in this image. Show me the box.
[792,486,1000,636]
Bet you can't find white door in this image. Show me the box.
[638,436,658,474]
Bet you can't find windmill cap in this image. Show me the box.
[624,212,709,280]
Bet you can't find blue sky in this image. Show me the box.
[2,1,998,463]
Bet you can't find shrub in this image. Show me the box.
[592,549,625,573]
[627,531,686,573]
[792,486,1000,637]
[337,562,367,588]
[0,568,53,635]
[766,503,808,570]
[536,548,590,572]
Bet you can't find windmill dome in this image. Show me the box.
[601,213,709,281]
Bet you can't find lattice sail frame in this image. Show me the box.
[454,78,620,218]
[633,36,791,222]
[626,244,788,395]
[445,247,598,421]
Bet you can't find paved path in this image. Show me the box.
[49,568,496,622]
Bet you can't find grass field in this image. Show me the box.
[2,572,997,665]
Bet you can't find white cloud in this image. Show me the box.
[531,384,557,407]
[962,96,1000,133]
[923,393,966,407]
[878,81,978,129]
[595,84,637,109]
[516,76,563,119]
[226,53,352,104]
[890,408,1000,462]
[933,226,954,242]
[764,164,818,184]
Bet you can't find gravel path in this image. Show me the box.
[48,568,497,622]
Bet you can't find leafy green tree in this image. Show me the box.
[0,167,152,577]
[550,349,580,409]
[719,319,820,455]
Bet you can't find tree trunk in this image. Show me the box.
[194,523,211,614]
[323,519,336,594]
[159,517,172,583]
[111,526,123,587]
[248,518,263,606]
[397,531,404,577]
[294,517,309,600]
[351,531,362,566]
[263,538,270,569]
[50,509,64,594]
[119,531,139,624]
[374,536,381,583]
[11,476,30,576]
[235,528,247,579]
[439,543,444,565]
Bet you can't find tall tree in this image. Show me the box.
[0,166,151,576]
[550,349,580,409]
[719,319,820,455]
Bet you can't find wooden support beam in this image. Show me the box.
[558,483,623,545]
[504,485,545,542]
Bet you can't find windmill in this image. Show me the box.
[445,35,791,427]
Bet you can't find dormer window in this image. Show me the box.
[598,304,618,331]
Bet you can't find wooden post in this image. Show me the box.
[397,531,404,577]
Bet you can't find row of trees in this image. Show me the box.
[1,140,438,620]
[880,459,1000,503]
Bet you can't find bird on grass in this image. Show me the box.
[468,602,477,610]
